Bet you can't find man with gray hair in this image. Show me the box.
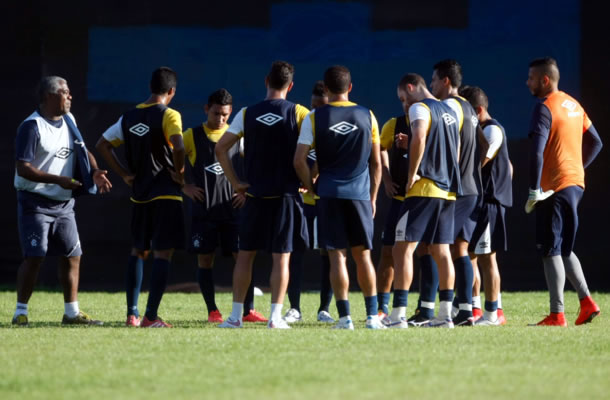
[12,76,111,326]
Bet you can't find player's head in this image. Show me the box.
[527,57,560,98]
[310,80,328,109]
[430,59,462,98]
[150,66,177,100]
[397,73,427,106]
[459,85,488,120]
[266,60,295,91]
[324,65,352,95]
[205,88,233,130]
[38,76,71,116]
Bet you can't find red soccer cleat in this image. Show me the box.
[497,309,507,325]
[575,296,600,326]
[535,312,567,327]
[140,316,172,328]
[243,309,268,323]
[473,308,483,322]
[126,315,141,327]
[208,310,224,323]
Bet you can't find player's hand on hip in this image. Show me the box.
[406,173,421,192]
[93,169,112,193]
[122,174,135,187]
[169,169,185,187]
[233,182,250,194]
[182,184,205,202]
[524,188,555,214]
[232,192,247,208]
[58,176,82,190]
[382,175,399,198]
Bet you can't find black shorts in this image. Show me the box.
[469,201,507,255]
[303,203,318,249]
[395,197,455,245]
[189,217,238,256]
[131,199,185,251]
[316,198,374,250]
[454,195,479,242]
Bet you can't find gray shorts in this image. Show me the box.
[17,191,82,258]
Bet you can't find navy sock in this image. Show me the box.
[318,254,333,313]
[144,258,170,320]
[439,289,454,303]
[288,250,303,312]
[419,255,439,303]
[454,256,474,306]
[392,289,409,308]
[485,300,498,312]
[197,268,217,313]
[243,283,254,316]
[126,255,143,317]
[378,292,391,314]
[452,296,459,309]
[364,295,378,316]
[336,299,350,318]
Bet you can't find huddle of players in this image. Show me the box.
[94,57,600,329]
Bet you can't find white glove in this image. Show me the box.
[524,188,555,214]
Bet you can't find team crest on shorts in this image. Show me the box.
[27,233,41,248]
[256,113,283,126]
[192,234,203,248]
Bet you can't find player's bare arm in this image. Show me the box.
[168,134,186,187]
[95,137,134,187]
[380,148,398,198]
[87,150,112,193]
[15,160,82,190]
[369,142,381,217]
[215,132,249,193]
[407,119,426,191]
[293,143,315,194]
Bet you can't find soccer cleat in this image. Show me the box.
[381,315,392,326]
[366,315,387,329]
[407,313,430,327]
[207,310,223,323]
[575,296,600,326]
[532,312,567,327]
[451,306,459,320]
[126,315,141,327]
[317,310,335,323]
[12,314,28,326]
[140,316,172,328]
[497,309,507,325]
[453,313,475,327]
[332,317,354,330]
[62,311,104,326]
[218,317,242,329]
[386,317,409,329]
[473,307,483,321]
[268,319,291,329]
[424,317,454,328]
[377,310,388,320]
[243,309,268,323]
[283,308,302,323]
[475,316,501,326]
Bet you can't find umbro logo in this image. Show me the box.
[441,113,457,126]
[129,123,149,136]
[55,147,73,159]
[205,162,224,175]
[471,115,478,128]
[256,113,283,126]
[329,121,358,135]
[307,149,317,161]
[561,99,577,112]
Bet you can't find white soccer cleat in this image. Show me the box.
[385,317,409,329]
[218,317,243,328]
[267,318,291,329]
[317,310,335,323]
[475,316,501,326]
[381,315,392,327]
[424,317,455,329]
[283,308,302,323]
[365,315,387,330]
[332,317,354,330]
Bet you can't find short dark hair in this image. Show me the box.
[207,88,232,107]
[529,57,560,82]
[397,73,426,90]
[459,85,488,110]
[312,80,326,97]
[267,61,294,90]
[433,59,462,88]
[324,65,351,94]
[150,66,177,95]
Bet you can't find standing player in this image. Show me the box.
[181,89,264,323]
[96,67,185,328]
[525,57,603,326]
[429,59,482,326]
[216,61,309,329]
[12,76,110,326]
[460,85,512,326]
[284,80,335,324]
[294,65,385,330]
[389,73,461,329]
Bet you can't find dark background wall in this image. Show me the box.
[1,0,608,292]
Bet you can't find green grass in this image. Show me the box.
[1,290,609,400]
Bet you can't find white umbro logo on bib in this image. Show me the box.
[129,123,150,136]
[329,121,358,135]
[307,149,317,161]
[561,100,577,112]
[441,113,457,126]
[471,115,478,128]
[256,113,283,126]
[205,162,224,175]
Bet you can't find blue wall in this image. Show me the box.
[88,0,580,138]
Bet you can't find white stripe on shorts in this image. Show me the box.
[474,222,492,255]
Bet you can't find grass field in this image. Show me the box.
[1,290,609,399]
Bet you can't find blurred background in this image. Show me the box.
[1,0,608,292]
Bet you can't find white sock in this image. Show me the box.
[438,301,452,320]
[459,303,473,312]
[390,307,406,321]
[64,301,79,318]
[230,302,244,321]
[472,295,482,309]
[497,293,503,309]
[484,309,498,321]
[270,303,283,321]
[14,302,28,317]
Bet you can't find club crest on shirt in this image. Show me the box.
[129,123,150,136]
[255,113,283,126]
[205,162,224,175]
[329,121,358,135]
